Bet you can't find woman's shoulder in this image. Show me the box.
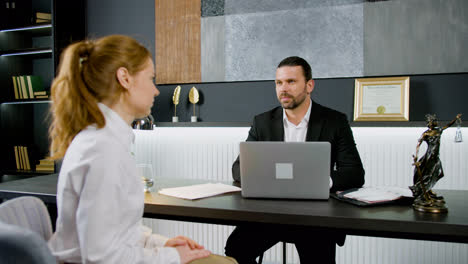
[70,125,120,156]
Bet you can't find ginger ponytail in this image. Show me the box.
[49,35,151,159]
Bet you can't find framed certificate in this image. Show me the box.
[353,77,410,121]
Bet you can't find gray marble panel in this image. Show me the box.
[225,5,363,81]
[225,0,364,14]
[364,0,468,76]
[201,17,225,82]
[202,0,224,17]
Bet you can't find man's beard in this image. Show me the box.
[278,91,307,109]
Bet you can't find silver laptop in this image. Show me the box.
[240,142,330,199]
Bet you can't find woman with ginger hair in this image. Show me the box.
[47,35,236,264]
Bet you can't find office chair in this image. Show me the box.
[259,241,287,264]
[0,196,56,264]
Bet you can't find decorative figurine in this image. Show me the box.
[410,113,462,213]
[189,86,199,122]
[172,85,181,122]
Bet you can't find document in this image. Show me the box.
[362,84,401,114]
[158,183,241,200]
[343,186,412,204]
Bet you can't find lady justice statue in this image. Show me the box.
[410,113,462,213]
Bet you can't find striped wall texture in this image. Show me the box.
[135,127,468,263]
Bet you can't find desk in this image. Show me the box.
[0,174,58,203]
[1,174,468,244]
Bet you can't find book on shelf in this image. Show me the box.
[13,145,35,171]
[12,75,46,100]
[19,146,31,171]
[36,158,54,172]
[19,76,29,99]
[26,76,34,99]
[26,75,45,98]
[16,76,23,99]
[14,146,20,170]
[35,166,54,172]
[34,12,51,24]
[35,12,51,20]
[12,76,19,99]
[39,159,54,166]
[34,91,47,96]
[17,76,23,99]
[12,76,23,99]
[35,18,51,24]
[19,146,26,170]
[24,146,31,170]
[18,146,24,170]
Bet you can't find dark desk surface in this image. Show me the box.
[0,174,58,203]
[1,174,468,243]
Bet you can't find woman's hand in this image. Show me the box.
[164,236,205,250]
[174,244,211,264]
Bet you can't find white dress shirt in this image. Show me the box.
[282,99,333,188]
[48,103,180,264]
[282,99,311,143]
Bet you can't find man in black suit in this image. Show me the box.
[224,56,365,264]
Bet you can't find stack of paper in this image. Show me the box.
[158,183,241,200]
[343,186,413,204]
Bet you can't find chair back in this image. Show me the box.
[0,221,56,264]
[0,196,53,241]
[0,196,56,264]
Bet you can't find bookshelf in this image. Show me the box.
[0,0,85,176]
[0,0,86,103]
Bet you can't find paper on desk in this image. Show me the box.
[343,186,413,203]
[158,183,241,200]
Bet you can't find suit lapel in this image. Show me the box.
[271,107,284,141]
[306,101,323,141]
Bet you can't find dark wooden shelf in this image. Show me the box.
[0,47,52,58]
[0,24,52,36]
[1,100,51,104]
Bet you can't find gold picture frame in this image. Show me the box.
[354,76,410,121]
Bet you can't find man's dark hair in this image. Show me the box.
[277,56,312,81]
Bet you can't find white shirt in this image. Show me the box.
[282,99,333,188]
[48,103,180,264]
[282,99,312,143]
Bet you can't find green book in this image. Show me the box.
[26,75,44,98]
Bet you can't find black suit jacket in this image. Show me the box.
[232,101,365,193]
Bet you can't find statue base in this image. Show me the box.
[172,116,179,122]
[191,116,197,122]
[412,196,448,213]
